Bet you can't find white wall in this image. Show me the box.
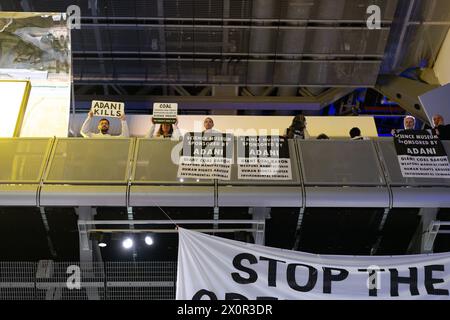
[20,82,71,137]
[0,81,29,137]
[70,114,379,138]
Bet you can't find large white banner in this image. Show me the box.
[176,228,450,300]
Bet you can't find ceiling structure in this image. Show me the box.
[1,206,449,261]
[1,0,449,113]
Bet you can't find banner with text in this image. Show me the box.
[237,136,292,180]
[177,132,234,180]
[394,130,450,178]
[153,102,178,124]
[176,228,450,300]
[91,100,124,118]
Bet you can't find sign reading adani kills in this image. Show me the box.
[91,100,124,118]
[394,130,450,178]
[176,228,450,300]
[177,132,234,180]
[237,136,292,180]
[153,102,178,124]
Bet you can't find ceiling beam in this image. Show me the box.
[75,93,346,111]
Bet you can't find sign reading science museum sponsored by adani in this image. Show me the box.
[394,130,450,178]
[176,228,450,300]
[91,100,124,118]
[177,132,234,180]
[237,136,292,180]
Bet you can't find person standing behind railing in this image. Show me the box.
[432,114,450,141]
[202,117,222,134]
[349,127,369,140]
[285,115,310,139]
[391,115,416,136]
[80,111,129,138]
[145,117,182,140]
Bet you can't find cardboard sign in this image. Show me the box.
[237,136,292,180]
[153,102,178,124]
[91,100,124,118]
[394,130,450,178]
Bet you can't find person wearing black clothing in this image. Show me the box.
[286,115,309,139]
[433,114,450,141]
[349,127,364,140]
[316,133,330,140]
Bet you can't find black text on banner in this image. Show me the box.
[237,136,292,180]
[394,130,450,178]
[177,132,234,180]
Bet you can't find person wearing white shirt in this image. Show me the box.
[202,117,221,134]
[145,117,182,140]
[80,111,129,138]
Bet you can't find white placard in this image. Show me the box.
[394,130,450,178]
[177,132,234,180]
[153,102,178,124]
[237,136,292,180]
[91,100,125,118]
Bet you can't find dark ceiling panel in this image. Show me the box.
[297,208,384,255]
[376,209,421,255]
[44,208,79,261]
[0,207,51,261]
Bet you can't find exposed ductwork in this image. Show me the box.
[246,0,277,96]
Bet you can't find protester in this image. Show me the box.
[316,133,330,140]
[203,117,221,134]
[391,115,416,135]
[80,111,129,138]
[432,114,450,140]
[286,115,309,139]
[349,127,366,140]
[145,117,182,140]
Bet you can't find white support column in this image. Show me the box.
[36,260,55,300]
[251,207,270,246]
[76,206,101,300]
[407,208,439,254]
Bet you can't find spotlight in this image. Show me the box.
[122,237,133,249]
[196,179,200,182]
[179,178,184,182]
[91,233,108,248]
[144,235,154,246]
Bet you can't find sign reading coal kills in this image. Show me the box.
[178,132,234,180]
[91,100,124,118]
[394,130,450,178]
[153,102,178,124]
[237,136,292,180]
